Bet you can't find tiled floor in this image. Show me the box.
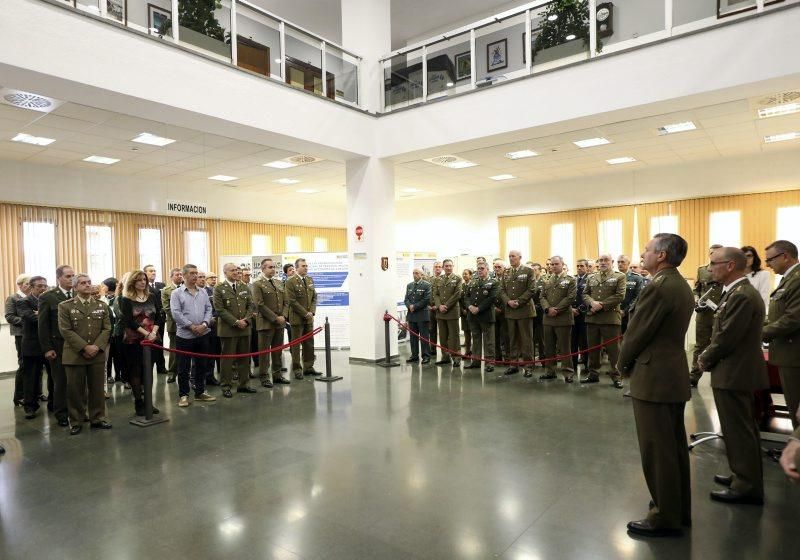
[0,348,797,560]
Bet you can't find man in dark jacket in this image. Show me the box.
[404,269,431,364]
[20,276,51,419]
[5,274,30,406]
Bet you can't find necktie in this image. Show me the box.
[232,283,237,292]
[270,279,276,289]
[303,276,307,288]
[66,290,72,299]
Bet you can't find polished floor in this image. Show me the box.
[0,346,797,560]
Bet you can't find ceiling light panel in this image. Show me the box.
[208,174,238,181]
[657,121,696,134]
[132,132,176,146]
[274,178,301,184]
[505,149,538,160]
[606,156,636,165]
[573,137,611,148]
[489,174,516,181]
[11,133,56,146]
[296,188,319,194]
[83,155,120,165]
[263,160,297,169]
[758,103,800,119]
[764,132,800,143]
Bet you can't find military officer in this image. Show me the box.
[531,263,546,361]
[213,263,257,397]
[581,254,626,388]
[571,259,590,371]
[161,267,184,383]
[492,260,509,360]
[58,273,112,435]
[500,251,536,377]
[691,244,724,387]
[540,256,577,382]
[252,258,290,387]
[698,247,768,505]
[618,254,644,333]
[285,258,321,379]
[618,234,694,537]
[404,269,432,364]
[763,240,800,429]
[464,262,500,372]
[38,265,75,427]
[460,269,473,357]
[433,259,463,367]
[426,261,443,358]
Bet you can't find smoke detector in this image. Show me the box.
[0,88,63,113]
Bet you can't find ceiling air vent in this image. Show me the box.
[757,91,800,107]
[287,154,322,165]
[0,88,63,113]
[423,155,478,169]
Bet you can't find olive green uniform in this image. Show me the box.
[540,272,577,378]
[583,270,626,383]
[212,280,254,390]
[38,287,70,423]
[252,276,288,382]
[691,265,723,383]
[426,274,441,357]
[285,273,317,377]
[500,265,537,372]
[433,272,463,364]
[57,296,111,426]
[161,284,179,374]
[465,276,500,364]
[763,263,800,429]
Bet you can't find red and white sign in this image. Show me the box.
[355,225,364,241]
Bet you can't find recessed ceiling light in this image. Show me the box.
[208,174,238,181]
[131,132,176,146]
[263,160,297,169]
[505,149,538,160]
[447,160,478,169]
[764,132,800,143]
[758,103,800,119]
[84,155,120,165]
[657,121,696,134]
[296,188,319,194]
[489,174,516,181]
[606,156,637,165]
[11,133,55,146]
[565,34,576,41]
[573,137,610,148]
[274,178,301,184]
[402,188,423,193]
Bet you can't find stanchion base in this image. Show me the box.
[129,416,170,428]
[377,361,401,368]
[315,376,343,383]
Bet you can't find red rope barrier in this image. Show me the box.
[140,326,323,359]
[384,312,622,367]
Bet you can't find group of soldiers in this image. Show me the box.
[403,252,650,388]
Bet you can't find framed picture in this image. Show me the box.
[106,0,126,24]
[454,51,471,81]
[147,3,171,36]
[486,38,508,73]
[717,0,782,18]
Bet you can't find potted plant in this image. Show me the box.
[532,0,600,63]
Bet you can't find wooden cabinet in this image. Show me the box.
[285,56,335,100]
[237,36,270,77]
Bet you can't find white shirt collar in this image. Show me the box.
[16,290,25,298]
[723,276,748,293]
[59,286,71,297]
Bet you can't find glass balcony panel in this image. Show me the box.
[76,0,101,15]
[601,0,665,48]
[126,0,174,39]
[177,0,232,62]
[425,31,470,100]
[325,45,360,106]
[235,3,282,80]
[717,0,758,18]
[474,12,527,85]
[285,25,327,98]
[673,0,717,26]
[528,1,590,72]
[383,49,423,111]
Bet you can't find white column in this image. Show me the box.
[346,157,398,362]
[340,0,391,113]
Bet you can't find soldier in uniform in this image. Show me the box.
[161,267,183,383]
[38,265,75,427]
[500,251,536,377]
[252,258,290,386]
[426,261,443,359]
[404,268,431,364]
[58,274,112,434]
[492,260,509,361]
[464,262,500,372]
[618,255,644,333]
[460,269,473,357]
[698,247,768,505]
[691,244,724,387]
[213,263,257,397]
[531,263,546,361]
[581,254,626,388]
[285,258,321,379]
[19,276,50,419]
[571,259,590,371]
[763,240,800,429]
[540,256,577,382]
[619,234,694,538]
[433,259,463,367]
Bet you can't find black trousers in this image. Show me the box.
[207,331,221,380]
[408,319,431,360]
[22,355,50,413]
[571,316,588,369]
[532,314,545,359]
[14,336,23,402]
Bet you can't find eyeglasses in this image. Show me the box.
[708,260,732,266]
[765,252,785,264]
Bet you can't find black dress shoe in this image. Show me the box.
[538,372,557,380]
[206,378,221,386]
[261,380,274,388]
[580,375,600,384]
[486,365,494,373]
[294,372,304,380]
[222,389,233,398]
[565,376,574,383]
[434,359,451,365]
[626,519,682,537]
[464,362,481,369]
[24,410,37,420]
[274,377,291,385]
[452,361,461,367]
[613,379,624,389]
[106,376,113,383]
[714,474,733,487]
[13,399,23,407]
[166,375,176,384]
[421,357,431,365]
[406,357,419,363]
[151,406,160,414]
[504,367,520,375]
[281,367,288,372]
[39,394,49,402]
[157,368,168,374]
[304,369,323,376]
[710,489,763,505]
[70,425,82,436]
[90,421,113,430]
[237,387,257,394]
[57,417,69,427]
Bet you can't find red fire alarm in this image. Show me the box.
[355,225,364,241]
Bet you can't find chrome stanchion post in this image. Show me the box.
[130,344,169,427]
[316,317,342,383]
[378,311,400,368]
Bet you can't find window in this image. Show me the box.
[251,234,271,255]
[185,231,209,272]
[777,206,800,243]
[551,223,574,271]
[86,225,114,283]
[650,215,679,239]
[23,221,56,285]
[597,219,623,261]
[285,235,302,252]
[313,237,328,252]
[709,211,741,247]
[138,228,162,281]
[505,226,530,261]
